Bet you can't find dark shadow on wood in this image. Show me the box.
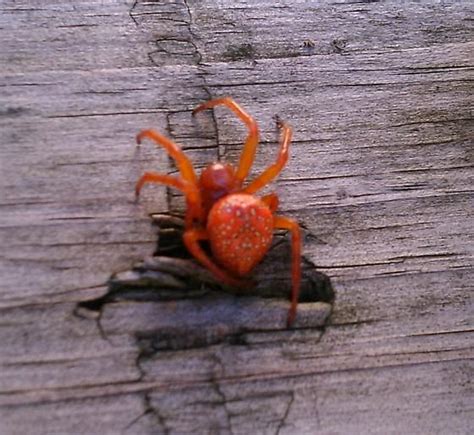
[77,213,334,350]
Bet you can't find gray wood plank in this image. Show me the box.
[0,0,472,434]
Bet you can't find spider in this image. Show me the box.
[135,97,301,326]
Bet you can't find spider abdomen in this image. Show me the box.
[207,193,274,277]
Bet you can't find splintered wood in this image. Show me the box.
[95,214,334,350]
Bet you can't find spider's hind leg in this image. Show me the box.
[183,227,251,289]
[273,215,301,327]
[261,193,279,213]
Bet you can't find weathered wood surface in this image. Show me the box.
[1,1,473,434]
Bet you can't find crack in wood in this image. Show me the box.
[208,353,234,434]
[275,391,295,435]
[125,352,171,434]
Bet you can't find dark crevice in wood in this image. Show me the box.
[77,213,334,354]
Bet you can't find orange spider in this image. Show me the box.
[135,97,301,326]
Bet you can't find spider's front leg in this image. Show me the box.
[136,129,197,185]
[135,172,203,226]
[192,97,259,185]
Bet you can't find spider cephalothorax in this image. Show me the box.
[135,97,301,326]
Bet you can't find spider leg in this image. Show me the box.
[183,228,250,288]
[136,129,198,185]
[273,215,301,327]
[244,119,292,194]
[135,172,203,225]
[260,193,279,213]
[192,97,259,185]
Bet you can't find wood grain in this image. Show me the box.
[1,0,473,434]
